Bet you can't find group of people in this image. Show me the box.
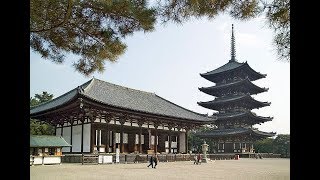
[147,154,158,169]
[194,153,202,165]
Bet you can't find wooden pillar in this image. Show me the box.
[70,120,73,152]
[139,123,142,153]
[120,122,124,153]
[168,129,172,154]
[81,117,85,153]
[106,123,110,153]
[90,122,95,153]
[148,129,151,150]
[113,131,116,153]
[185,128,189,154]
[60,123,63,136]
[154,126,158,154]
[159,133,165,153]
[177,134,180,153]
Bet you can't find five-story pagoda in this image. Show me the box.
[196,25,275,154]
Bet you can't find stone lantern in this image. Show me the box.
[201,140,209,163]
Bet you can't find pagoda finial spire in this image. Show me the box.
[230,24,236,62]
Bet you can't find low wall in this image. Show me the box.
[61,153,282,164]
[30,156,62,165]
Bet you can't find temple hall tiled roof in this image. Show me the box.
[30,135,71,147]
[31,78,214,122]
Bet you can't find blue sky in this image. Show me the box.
[30,14,290,135]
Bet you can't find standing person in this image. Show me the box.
[153,154,158,169]
[197,153,202,165]
[194,154,198,165]
[147,155,153,168]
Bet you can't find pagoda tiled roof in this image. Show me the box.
[199,78,268,96]
[201,61,244,75]
[31,78,214,122]
[200,61,266,82]
[197,94,270,109]
[215,111,273,122]
[195,127,275,137]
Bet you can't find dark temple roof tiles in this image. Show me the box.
[199,78,268,92]
[215,111,273,121]
[195,127,275,137]
[200,61,266,81]
[201,61,244,76]
[198,94,270,105]
[31,78,214,122]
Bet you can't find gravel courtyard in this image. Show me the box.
[30,158,289,180]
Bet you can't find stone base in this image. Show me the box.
[202,158,209,163]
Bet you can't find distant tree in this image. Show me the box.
[253,137,274,153]
[31,91,54,106]
[188,124,217,153]
[273,134,290,157]
[31,0,289,76]
[30,92,55,135]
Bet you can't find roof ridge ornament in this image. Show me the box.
[230,24,236,62]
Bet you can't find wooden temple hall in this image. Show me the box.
[30,78,214,154]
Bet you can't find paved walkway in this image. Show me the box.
[30,158,289,180]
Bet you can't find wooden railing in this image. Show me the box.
[82,154,99,165]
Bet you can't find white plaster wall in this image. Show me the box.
[72,125,82,152]
[43,156,61,164]
[33,157,43,165]
[62,126,71,152]
[83,123,91,152]
[56,128,61,136]
[94,118,100,122]
[179,132,186,153]
[131,122,139,127]
[124,122,131,126]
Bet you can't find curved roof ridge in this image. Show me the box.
[251,128,276,135]
[247,94,271,105]
[248,111,273,120]
[200,61,244,76]
[92,78,154,95]
[154,94,213,118]
[30,79,93,114]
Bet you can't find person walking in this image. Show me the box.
[153,154,158,169]
[194,155,198,165]
[147,155,154,168]
[197,153,202,165]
